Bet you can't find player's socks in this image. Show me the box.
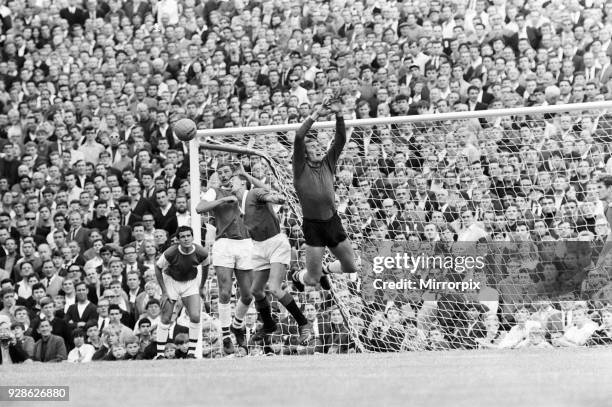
[279,292,308,326]
[156,323,170,357]
[219,302,231,336]
[221,326,231,340]
[232,298,250,329]
[254,296,276,331]
[231,317,244,330]
[290,269,306,292]
[319,272,332,290]
[188,321,200,357]
[219,301,235,354]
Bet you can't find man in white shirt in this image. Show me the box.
[175,195,191,227]
[498,306,541,349]
[288,74,309,106]
[553,304,598,347]
[67,329,95,363]
[95,298,111,331]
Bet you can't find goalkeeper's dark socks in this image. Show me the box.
[255,296,276,329]
[279,292,308,326]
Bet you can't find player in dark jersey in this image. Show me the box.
[290,97,359,291]
[155,226,209,358]
[196,161,253,355]
[230,171,313,345]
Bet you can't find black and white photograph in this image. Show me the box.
[1,0,612,406]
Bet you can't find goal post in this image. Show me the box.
[189,101,612,354]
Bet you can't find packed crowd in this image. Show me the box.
[3,0,612,362]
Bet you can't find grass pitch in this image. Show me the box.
[2,348,612,407]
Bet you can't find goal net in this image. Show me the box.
[188,101,612,355]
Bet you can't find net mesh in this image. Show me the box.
[191,104,612,355]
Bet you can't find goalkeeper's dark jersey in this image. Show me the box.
[292,116,346,220]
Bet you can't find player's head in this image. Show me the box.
[230,174,250,194]
[176,226,194,248]
[305,133,325,163]
[216,161,233,187]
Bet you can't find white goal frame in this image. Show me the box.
[189,100,612,244]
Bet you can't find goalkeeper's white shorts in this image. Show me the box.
[251,233,291,272]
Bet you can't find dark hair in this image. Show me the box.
[146,299,161,309]
[138,317,151,327]
[117,195,131,205]
[108,304,121,313]
[32,282,46,292]
[74,281,87,290]
[72,328,86,339]
[176,225,193,237]
[600,175,612,188]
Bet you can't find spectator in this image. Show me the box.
[587,306,612,345]
[0,288,17,323]
[67,329,95,363]
[107,304,133,344]
[11,322,34,358]
[32,319,67,362]
[0,321,30,364]
[30,297,71,345]
[516,326,554,349]
[552,303,599,347]
[64,281,98,331]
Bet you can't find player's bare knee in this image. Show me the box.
[270,287,285,299]
[250,286,265,299]
[188,312,200,324]
[240,293,253,304]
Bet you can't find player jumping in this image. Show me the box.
[290,97,359,291]
[155,226,209,358]
[196,162,253,355]
[230,170,313,345]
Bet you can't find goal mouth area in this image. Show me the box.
[188,101,612,355]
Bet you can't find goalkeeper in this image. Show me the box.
[290,96,359,291]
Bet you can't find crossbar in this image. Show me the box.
[195,101,612,138]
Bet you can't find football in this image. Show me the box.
[173,118,197,141]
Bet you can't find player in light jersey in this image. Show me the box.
[290,97,359,291]
[229,172,313,345]
[196,161,253,355]
[155,226,209,358]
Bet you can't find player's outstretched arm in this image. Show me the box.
[234,163,269,190]
[255,188,286,205]
[196,194,238,214]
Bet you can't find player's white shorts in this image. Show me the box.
[251,233,291,272]
[212,238,253,270]
[162,272,202,301]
